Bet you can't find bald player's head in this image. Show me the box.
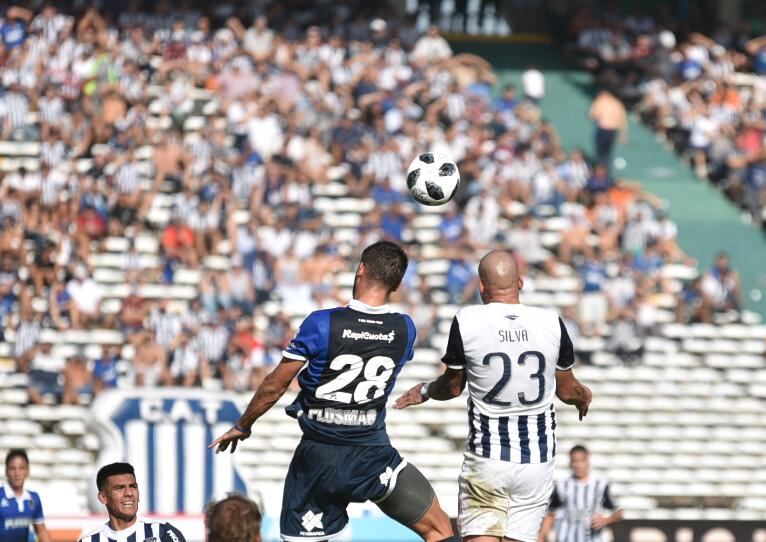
[478,250,523,303]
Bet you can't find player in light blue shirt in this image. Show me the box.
[0,450,51,542]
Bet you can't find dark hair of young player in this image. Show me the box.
[96,462,135,491]
[206,493,262,542]
[358,241,408,293]
[5,449,29,467]
[569,444,589,456]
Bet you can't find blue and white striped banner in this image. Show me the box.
[89,389,247,515]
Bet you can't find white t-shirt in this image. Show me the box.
[66,278,103,313]
[522,69,545,100]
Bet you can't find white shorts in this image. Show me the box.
[458,452,555,542]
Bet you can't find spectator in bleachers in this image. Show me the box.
[26,341,64,404]
[169,327,205,387]
[411,25,452,62]
[521,64,545,103]
[92,346,119,394]
[701,252,743,318]
[133,332,171,387]
[578,251,608,336]
[66,263,106,328]
[13,307,40,367]
[62,355,93,404]
[588,89,627,169]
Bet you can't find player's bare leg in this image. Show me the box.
[409,495,456,542]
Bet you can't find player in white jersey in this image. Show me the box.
[538,445,622,542]
[396,250,592,542]
[79,463,187,542]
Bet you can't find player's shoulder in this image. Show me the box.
[78,523,106,542]
[300,307,345,329]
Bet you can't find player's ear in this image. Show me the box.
[97,491,108,505]
[518,276,524,291]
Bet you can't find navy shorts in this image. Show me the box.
[280,440,405,541]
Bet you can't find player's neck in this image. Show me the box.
[109,514,138,532]
[485,295,520,304]
[353,287,390,307]
[9,485,24,497]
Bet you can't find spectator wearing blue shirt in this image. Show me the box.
[446,256,476,303]
[93,346,120,394]
[439,207,464,243]
[578,252,608,336]
[0,450,51,542]
[371,178,405,206]
[379,203,408,242]
[585,163,614,196]
[1,7,31,49]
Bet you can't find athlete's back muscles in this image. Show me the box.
[282,299,417,445]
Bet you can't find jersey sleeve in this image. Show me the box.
[404,315,417,362]
[548,486,563,511]
[32,491,44,523]
[282,311,323,362]
[602,483,619,510]
[441,316,466,370]
[556,317,575,371]
[160,522,187,542]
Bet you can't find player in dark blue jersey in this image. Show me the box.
[211,241,458,542]
[0,450,52,542]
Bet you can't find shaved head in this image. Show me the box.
[478,251,522,303]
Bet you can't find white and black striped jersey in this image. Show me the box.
[442,303,574,463]
[549,476,619,542]
[79,517,186,542]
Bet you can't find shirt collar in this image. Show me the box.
[3,482,30,502]
[104,517,141,537]
[348,298,391,314]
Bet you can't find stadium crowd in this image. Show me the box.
[566,5,766,228]
[0,1,746,405]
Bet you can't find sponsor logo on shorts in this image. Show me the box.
[342,329,395,342]
[379,466,394,487]
[301,511,324,534]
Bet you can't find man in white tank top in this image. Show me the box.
[396,250,592,542]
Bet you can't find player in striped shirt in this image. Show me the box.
[396,251,592,542]
[538,445,623,542]
[79,463,186,542]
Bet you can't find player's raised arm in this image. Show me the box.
[395,315,467,409]
[209,357,303,453]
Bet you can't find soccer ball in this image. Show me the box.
[406,152,460,206]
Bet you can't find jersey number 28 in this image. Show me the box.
[316,355,395,404]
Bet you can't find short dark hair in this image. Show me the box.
[360,241,408,292]
[570,444,589,456]
[206,493,262,542]
[96,462,135,492]
[5,449,28,468]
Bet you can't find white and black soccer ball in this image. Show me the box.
[406,152,460,206]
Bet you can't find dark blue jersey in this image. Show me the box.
[282,299,416,446]
[0,484,44,542]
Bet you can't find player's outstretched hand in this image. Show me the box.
[394,383,429,410]
[209,425,250,454]
[577,385,592,421]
